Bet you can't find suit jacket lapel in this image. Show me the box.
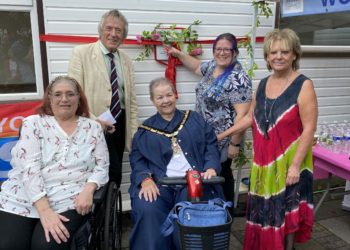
[93,42,110,87]
[118,51,129,95]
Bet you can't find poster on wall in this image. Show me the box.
[0,101,41,181]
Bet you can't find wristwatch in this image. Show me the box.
[142,172,153,179]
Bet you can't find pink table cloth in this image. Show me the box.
[313,144,350,180]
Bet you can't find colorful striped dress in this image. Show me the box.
[243,74,314,250]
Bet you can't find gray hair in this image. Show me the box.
[98,9,128,39]
[149,77,175,99]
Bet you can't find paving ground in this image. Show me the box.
[120,178,350,250]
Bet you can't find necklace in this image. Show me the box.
[139,110,190,155]
[264,71,292,133]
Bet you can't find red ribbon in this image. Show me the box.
[164,55,182,98]
[39,34,264,45]
[40,34,264,97]
[39,34,163,45]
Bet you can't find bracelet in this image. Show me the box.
[142,177,153,183]
[230,142,241,147]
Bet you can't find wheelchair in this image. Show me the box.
[71,181,123,250]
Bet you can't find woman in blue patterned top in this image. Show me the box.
[167,33,252,210]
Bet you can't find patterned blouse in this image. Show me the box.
[197,59,252,161]
[0,115,109,218]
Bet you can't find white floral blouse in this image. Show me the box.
[0,115,109,218]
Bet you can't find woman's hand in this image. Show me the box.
[38,208,70,244]
[227,144,239,159]
[202,168,217,180]
[217,132,226,142]
[138,178,160,202]
[286,165,300,186]
[75,183,96,216]
[165,45,182,58]
[165,44,202,75]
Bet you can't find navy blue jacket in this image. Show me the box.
[129,109,221,197]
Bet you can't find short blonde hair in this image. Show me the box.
[263,28,301,71]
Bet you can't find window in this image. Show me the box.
[280,12,350,46]
[279,0,350,48]
[0,3,43,101]
[0,11,36,93]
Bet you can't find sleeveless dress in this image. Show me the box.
[243,74,314,250]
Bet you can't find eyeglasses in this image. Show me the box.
[50,92,79,100]
[214,48,233,54]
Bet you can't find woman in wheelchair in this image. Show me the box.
[129,77,224,250]
[0,76,109,250]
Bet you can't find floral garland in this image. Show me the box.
[239,0,273,78]
[134,1,272,79]
[135,20,203,61]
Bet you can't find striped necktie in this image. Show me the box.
[107,53,122,121]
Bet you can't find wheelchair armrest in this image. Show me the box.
[93,184,108,203]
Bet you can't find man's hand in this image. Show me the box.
[97,119,115,134]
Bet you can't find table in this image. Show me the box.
[313,145,350,214]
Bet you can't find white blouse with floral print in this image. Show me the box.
[0,115,109,218]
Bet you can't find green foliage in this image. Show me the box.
[135,20,203,61]
[238,1,272,79]
[253,0,273,26]
[135,46,153,62]
[135,1,273,80]
[234,149,250,168]
[234,2,273,167]
[233,140,252,168]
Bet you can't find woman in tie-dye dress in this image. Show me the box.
[218,28,318,250]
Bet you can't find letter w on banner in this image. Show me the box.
[0,101,41,181]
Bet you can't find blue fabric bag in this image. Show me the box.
[161,198,232,236]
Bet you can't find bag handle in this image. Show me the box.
[208,198,233,209]
[160,201,192,236]
[160,212,178,237]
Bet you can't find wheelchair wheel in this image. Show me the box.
[103,181,122,250]
[71,183,108,250]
